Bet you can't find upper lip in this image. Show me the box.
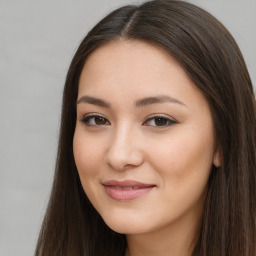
[102,180,156,188]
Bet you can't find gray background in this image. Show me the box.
[0,0,255,255]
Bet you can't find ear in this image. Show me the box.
[213,149,221,167]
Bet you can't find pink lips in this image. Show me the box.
[102,180,155,201]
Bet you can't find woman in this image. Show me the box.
[35,0,256,255]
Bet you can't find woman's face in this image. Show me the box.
[73,40,220,235]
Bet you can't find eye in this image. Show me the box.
[143,115,176,128]
[81,114,110,126]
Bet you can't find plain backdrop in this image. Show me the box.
[0,0,255,255]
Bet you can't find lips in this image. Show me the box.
[102,180,156,201]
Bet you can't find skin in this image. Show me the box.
[73,39,221,256]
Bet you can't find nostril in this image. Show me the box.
[104,132,144,170]
[105,147,144,171]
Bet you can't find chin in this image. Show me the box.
[101,212,150,235]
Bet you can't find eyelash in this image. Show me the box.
[143,115,177,128]
[80,114,177,128]
[81,114,111,126]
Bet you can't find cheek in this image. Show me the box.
[73,129,103,179]
[147,127,214,187]
[73,129,106,206]
[146,129,214,219]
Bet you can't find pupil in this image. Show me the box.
[95,117,106,125]
[155,117,167,126]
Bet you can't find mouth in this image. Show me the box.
[102,180,156,201]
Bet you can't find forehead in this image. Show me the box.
[78,39,207,111]
[80,40,188,89]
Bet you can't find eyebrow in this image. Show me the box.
[135,95,186,108]
[76,96,111,107]
[76,95,186,108]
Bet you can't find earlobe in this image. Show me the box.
[213,149,222,168]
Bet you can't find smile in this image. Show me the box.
[102,180,156,201]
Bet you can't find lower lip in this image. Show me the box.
[104,186,154,201]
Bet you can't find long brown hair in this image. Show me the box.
[35,1,256,255]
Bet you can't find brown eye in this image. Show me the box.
[154,117,168,126]
[95,116,108,125]
[81,115,110,126]
[143,116,176,128]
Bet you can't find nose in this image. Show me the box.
[105,125,144,171]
